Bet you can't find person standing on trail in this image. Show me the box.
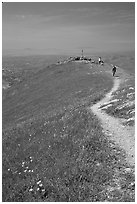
[112,65,117,76]
[98,57,101,64]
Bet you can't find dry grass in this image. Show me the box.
[2,55,135,201]
[100,77,135,126]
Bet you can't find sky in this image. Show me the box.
[2,2,135,55]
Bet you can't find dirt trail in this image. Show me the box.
[90,75,135,166]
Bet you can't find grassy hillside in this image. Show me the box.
[98,51,135,126]
[3,61,112,128]
[102,51,135,74]
[2,55,68,87]
[2,56,135,201]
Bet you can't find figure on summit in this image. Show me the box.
[98,57,101,64]
[98,57,104,65]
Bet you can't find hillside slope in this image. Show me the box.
[3,61,112,128]
[2,59,135,202]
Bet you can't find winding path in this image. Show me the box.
[90,77,135,166]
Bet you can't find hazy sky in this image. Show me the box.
[2,2,135,55]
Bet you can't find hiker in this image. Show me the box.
[101,60,104,65]
[112,65,117,76]
[98,57,101,64]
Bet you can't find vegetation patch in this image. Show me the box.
[3,107,135,202]
[3,56,135,201]
[100,78,135,126]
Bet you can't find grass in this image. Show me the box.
[2,55,68,88]
[100,77,135,126]
[101,50,135,74]
[2,55,135,201]
[2,107,135,201]
[3,61,112,128]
